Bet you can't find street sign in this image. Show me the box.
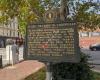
[25,21,80,62]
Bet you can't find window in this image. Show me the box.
[80,32,89,37]
[0,28,3,36]
[91,32,100,37]
[13,32,15,37]
[0,39,5,48]
[10,30,11,37]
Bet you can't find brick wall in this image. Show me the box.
[79,37,100,48]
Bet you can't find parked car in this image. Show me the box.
[89,43,100,51]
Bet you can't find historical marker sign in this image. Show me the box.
[25,22,80,62]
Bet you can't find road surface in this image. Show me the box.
[81,48,100,64]
[81,48,100,71]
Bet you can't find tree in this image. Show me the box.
[44,0,100,30]
[73,1,100,31]
[0,0,45,35]
[0,0,99,35]
[0,0,99,80]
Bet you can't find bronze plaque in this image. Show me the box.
[25,22,80,62]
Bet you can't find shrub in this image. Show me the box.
[52,52,94,80]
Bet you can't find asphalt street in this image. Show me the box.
[81,48,100,71]
[81,48,100,64]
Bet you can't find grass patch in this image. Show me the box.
[24,67,46,80]
[93,72,100,80]
[24,68,100,80]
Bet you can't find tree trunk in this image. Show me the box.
[60,0,69,21]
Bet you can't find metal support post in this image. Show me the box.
[46,62,53,80]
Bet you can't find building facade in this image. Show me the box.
[0,18,19,48]
[79,30,100,48]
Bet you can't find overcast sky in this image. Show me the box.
[81,0,100,2]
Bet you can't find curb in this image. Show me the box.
[88,62,100,65]
[89,63,100,65]
[92,69,100,73]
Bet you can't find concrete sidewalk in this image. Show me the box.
[0,60,44,80]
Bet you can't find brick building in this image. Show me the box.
[79,29,100,48]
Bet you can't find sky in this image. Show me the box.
[77,0,100,3]
[79,0,100,14]
[81,0,100,2]
[91,0,99,2]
